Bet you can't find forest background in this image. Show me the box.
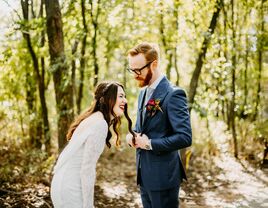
[0,0,267,207]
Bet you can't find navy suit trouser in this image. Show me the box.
[140,185,179,208]
[139,171,180,208]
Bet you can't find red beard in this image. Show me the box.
[136,68,152,88]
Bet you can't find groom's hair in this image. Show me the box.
[128,42,160,63]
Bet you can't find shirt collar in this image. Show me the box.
[148,74,165,90]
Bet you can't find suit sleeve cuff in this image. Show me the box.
[148,139,153,150]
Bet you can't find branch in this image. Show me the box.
[3,0,22,20]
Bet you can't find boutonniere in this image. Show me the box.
[145,98,163,117]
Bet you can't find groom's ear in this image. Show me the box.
[151,60,158,70]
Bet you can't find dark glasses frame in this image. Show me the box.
[127,61,154,75]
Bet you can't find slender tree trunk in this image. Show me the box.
[17,96,26,136]
[230,0,238,158]
[25,62,40,148]
[216,83,220,117]
[188,0,222,112]
[166,53,172,80]
[21,0,50,150]
[243,33,249,117]
[174,49,179,86]
[71,40,79,114]
[45,0,74,150]
[159,1,171,80]
[90,0,100,86]
[69,1,78,110]
[77,0,88,114]
[39,0,51,151]
[222,2,230,127]
[240,0,249,118]
[105,27,112,74]
[92,22,99,87]
[174,0,180,86]
[123,60,127,87]
[21,0,37,147]
[252,0,265,121]
[215,37,222,118]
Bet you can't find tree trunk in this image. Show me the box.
[159,1,171,80]
[105,27,112,74]
[243,32,249,117]
[21,0,51,150]
[25,63,41,148]
[230,0,238,158]
[77,0,88,114]
[39,0,51,151]
[90,0,100,86]
[174,49,179,86]
[92,20,99,87]
[45,0,74,150]
[71,40,79,114]
[174,0,180,86]
[222,2,230,127]
[252,0,265,121]
[188,0,222,112]
[239,0,249,119]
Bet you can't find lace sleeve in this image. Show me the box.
[80,119,108,208]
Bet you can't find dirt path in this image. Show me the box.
[182,152,268,208]
[95,147,142,208]
[180,120,268,208]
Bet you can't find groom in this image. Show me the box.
[126,42,192,208]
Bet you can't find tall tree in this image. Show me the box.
[39,0,51,151]
[45,0,74,150]
[174,0,180,86]
[188,0,222,111]
[21,0,51,150]
[222,1,230,126]
[253,0,265,120]
[159,0,172,80]
[89,0,101,86]
[241,0,250,118]
[230,0,238,158]
[71,39,79,114]
[76,0,89,114]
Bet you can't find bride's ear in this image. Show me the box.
[99,97,105,104]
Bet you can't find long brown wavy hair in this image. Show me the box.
[66,81,135,148]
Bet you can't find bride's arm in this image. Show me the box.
[80,119,108,208]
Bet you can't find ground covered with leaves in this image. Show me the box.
[1,122,268,208]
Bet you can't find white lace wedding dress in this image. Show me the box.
[50,111,108,208]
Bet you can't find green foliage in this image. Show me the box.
[0,0,267,188]
[0,139,55,184]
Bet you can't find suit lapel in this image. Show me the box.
[141,77,170,133]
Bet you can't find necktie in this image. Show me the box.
[142,87,153,124]
[145,87,153,105]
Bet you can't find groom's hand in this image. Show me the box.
[134,134,152,150]
[126,133,136,147]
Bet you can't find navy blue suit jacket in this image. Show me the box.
[134,76,192,191]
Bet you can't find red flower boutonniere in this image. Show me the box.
[146,99,163,117]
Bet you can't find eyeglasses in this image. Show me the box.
[127,61,154,75]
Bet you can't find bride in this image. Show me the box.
[50,81,135,208]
